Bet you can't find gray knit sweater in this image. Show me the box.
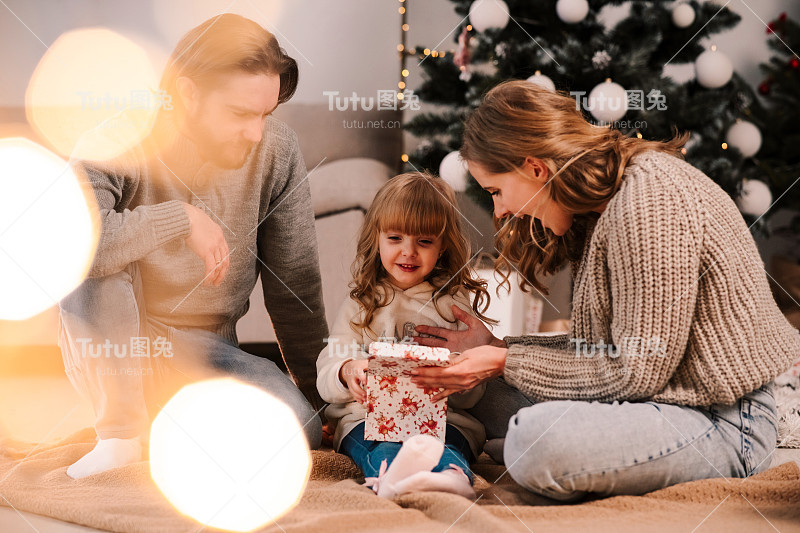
[503,151,800,406]
[76,112,328,407]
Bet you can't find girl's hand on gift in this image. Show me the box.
[410,345,507,401]
[339,359,368,403]
[413,305,506,353]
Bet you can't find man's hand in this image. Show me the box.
[413,305,506,353]
[339,359,368,404]
[184,203,230,286]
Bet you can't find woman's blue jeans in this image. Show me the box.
[468,377,778,501]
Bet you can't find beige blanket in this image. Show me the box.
[1,428,799,533]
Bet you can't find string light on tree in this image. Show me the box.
[588,79,628,123]
[468,0,510,32]
[526,70,555,91]
[398,0,408,92]
[671,2,695,28]
[726,119,762,158]
[695,45,733,88]
[556,0,589,24]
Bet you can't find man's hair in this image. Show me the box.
[159,14,298,108]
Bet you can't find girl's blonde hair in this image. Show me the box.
[461,80,688,294]
[350,172,495,336]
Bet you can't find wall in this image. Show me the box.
[0,0,401,106]
[1,1,798,345]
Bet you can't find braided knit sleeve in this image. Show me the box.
[503,158,702,402]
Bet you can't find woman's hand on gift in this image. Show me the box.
[409,345,508,401]
[339,359,368,403]
[413,305,506,353]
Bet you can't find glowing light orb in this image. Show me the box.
[26,28,159,161]
[0,138,99,320]
[150,379,311,532]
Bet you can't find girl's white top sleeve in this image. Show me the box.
[315,298,368,405]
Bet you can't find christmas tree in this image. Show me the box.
[754,12,800,327]
[751,12,800,242]
[404,0,764,220]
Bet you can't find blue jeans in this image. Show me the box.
[57,263,322,448]
[470,378,778,501]
[340,422,474,482]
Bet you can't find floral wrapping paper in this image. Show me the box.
[364,342,451,443]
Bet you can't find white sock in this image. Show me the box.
[394,466,475,499]
[372,434,444,499]
[67,437,142,479]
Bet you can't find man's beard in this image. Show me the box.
[187,115,255,170]
[214,141,255,169]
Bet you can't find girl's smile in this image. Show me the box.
[378,231,443,289]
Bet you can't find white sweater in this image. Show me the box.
[317,281,486,458]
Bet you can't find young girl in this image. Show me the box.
[317,172,494,499]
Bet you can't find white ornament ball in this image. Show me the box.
[726,121,762,158]
[439,151,469,192]
[671,3,696,28]
[556,0,589,24]
[736,179,772,217]
[695,48,733,89]
[468,0,510,33]
[526,72,556,92]
[588,80,628,123]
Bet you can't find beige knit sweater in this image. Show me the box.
[503,151,800,406]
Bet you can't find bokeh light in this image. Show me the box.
[0,138,99,320]
[150,378,311,532]
[25,28,160,161]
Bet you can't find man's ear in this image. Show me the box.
[175,76,200,114]
[522,156,549,184]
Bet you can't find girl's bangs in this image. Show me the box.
[376,189,448,238]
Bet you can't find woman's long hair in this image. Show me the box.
[349,172,495,337]
[461,80,688,294]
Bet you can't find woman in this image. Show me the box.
[410,80,800,501]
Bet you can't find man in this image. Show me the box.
[58,14,326,479]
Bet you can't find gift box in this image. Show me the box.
[364,342,450,443]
